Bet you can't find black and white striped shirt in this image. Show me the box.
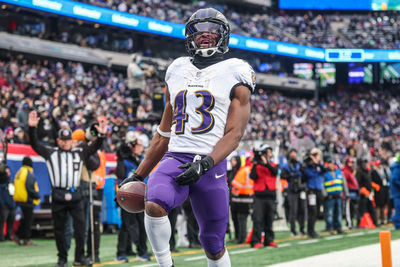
[29,127,103,189]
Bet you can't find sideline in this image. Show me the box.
[93,226,394,266]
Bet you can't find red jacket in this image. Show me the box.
[342,165,359,190]
[251,163,277,192]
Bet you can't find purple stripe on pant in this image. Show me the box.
[146,152,229,254]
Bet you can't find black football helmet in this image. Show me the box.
[185,8,230,57]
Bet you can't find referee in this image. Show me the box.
[28,110,107,267]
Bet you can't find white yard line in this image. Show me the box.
[324,235,344,240]
[277,243,292,248]
[297,239,320,245]
[132,263,159,267]
[230,248,257,255]
[366,229,381,234]
[184,255,207,261]
[347,232,366,237]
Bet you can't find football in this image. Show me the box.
[116,181,146,213]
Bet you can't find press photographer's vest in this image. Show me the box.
[253,163,277,192]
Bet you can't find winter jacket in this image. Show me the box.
[250,162,278,198]
[281,160,305,193]
[342,165,359,190]
[304,163,325,191]
[13,165,40,206]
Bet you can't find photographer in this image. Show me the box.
[281,149,306,236]
[250,144,278,248]
[303,148,326,238]
[127,53,155,117]
[115,132,150,262]
[0,163,16,242]
[72,125,103,263]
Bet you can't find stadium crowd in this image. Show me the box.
[70,0,400,49]
[247,89,400,160]
[1,54,400,158]
[0,54,161,151]
[2,0,400,51]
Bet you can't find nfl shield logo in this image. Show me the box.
[65,193,72,201]
[196,72,201,78]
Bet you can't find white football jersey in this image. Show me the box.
[166,57,255,155]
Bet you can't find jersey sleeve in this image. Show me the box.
[234,59,256,93]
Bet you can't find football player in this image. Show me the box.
[120,8,255,267]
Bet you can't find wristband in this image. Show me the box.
[157,126,171,138]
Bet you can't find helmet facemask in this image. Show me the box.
[185,19,229,57]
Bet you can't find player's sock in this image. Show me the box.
[144,214,173,267]
[206,249,231,267]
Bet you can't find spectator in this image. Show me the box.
[14,127,26,144]
[357,158,378,227]
[0,164,16,242]
[16,103,30,131]
[371,159,391,226]
[250,144,279,248]
[12,156,41,246]
[0,108,13,131]
[342,157,360,229]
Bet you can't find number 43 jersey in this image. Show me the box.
[166,57,256,155]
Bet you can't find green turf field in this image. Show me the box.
[1,224,399,267]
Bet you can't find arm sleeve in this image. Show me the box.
[85,153,100,171]
[264,163,278,176]
[28,127,51,159]
[250,164,258,181]
[116,159,127,181]
[81,137,104,161]
[342,173,349,197]
[280,166,290,180]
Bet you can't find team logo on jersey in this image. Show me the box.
[251,71,256,88]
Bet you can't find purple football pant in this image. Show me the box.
[146,152,229,255]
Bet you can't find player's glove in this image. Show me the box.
[175,155,214,186]
[119,173,143,188]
